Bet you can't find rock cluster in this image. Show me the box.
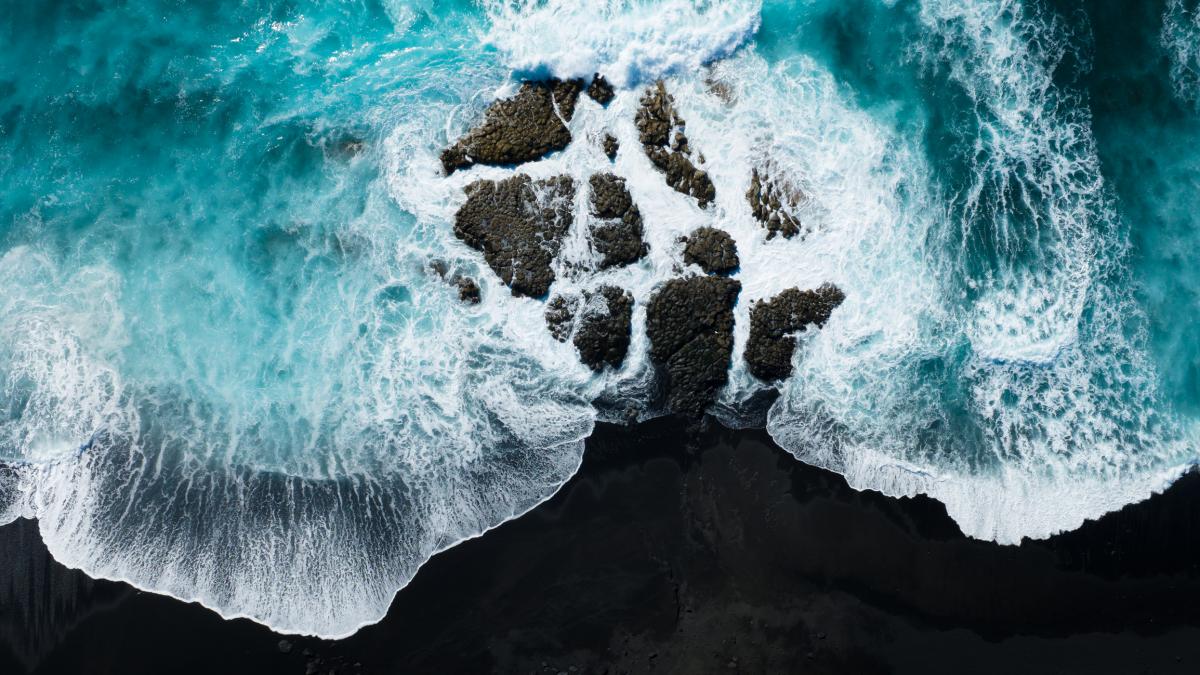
[545,286,634,371]
[589,173,648,269]
[682,227,738,275]
[747,167,804,239]
[602,133,619,160]
[744,284,845,381]
[635,82,716,207]
[586,74,615,105]
[647,276,742,415]
[454,174,575,298]
[441,79,584,175]
[429,260,482,305]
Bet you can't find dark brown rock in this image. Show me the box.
[586,74,615,105]
[602,133,619,160]
[682,227,738,275]
[441,79,584,175]
[456,277,481,304]
[747,167,805,240]
[545,286,634,371]
[454,174,575,298]
[589,173,648,269]
[646,276,741,415]
[744,284,845,381]
[635,81,715,207]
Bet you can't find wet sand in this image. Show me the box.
[2,417,1199,674]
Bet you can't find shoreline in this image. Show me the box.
[3,417,1200,673]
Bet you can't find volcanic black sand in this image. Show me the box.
[2,418,1200,674]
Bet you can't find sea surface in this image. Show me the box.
[1,0,1199,638]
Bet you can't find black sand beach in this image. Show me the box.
[3,417,1199,674]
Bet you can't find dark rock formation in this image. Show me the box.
[745,284,845,381]
[454,175,575,298]
[635,82,716,207]
[588,173,648,269]
[602,133,619,160]
[441,79,584,175]
[646,276,741,415]
[428,260,482,304]
[456,277,481,304]
[587,74,615,105]
[545,286,634,371]
[747,167,804,240]
[682,226,738,275]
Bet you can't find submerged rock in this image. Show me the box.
[586,74,615,105]
[454,174,575,298]
[646,276,741,415]
[441,79,584,175]
[602,133,619,160]
[589,173,648,269]
[635,81,716,207]
[545,286,634,371]
[747,167,805,240]
[682,226,738,275]
[428,260,482,304]
[744,284,845,381]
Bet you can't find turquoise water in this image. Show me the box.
[2,0,1199,636]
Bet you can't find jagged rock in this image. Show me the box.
[588,173,648,269]
[602,133,619,160]
[587,74,615,105]
[635,81,716,207]
[682,227,738,275]
[454,175,575,298]
[747,167,805,239]
[646,276,741,415]
[456,277,481,304]
[545,286,634,371]
[441,79,584,175]
[744,284,845,381]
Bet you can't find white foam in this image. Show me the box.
[1164,0,1200,105]
[480,0,761,86]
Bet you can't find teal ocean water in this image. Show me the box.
[1,0,1198,636]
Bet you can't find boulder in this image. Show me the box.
[454,175,575,298]
[646,276,741,415]
[602,133,619,160]
[744,284,844,381]
[441,79,584,174]
[589,173,648,269]
[586,74,615,105]
[545,286,634,371]
[747,167,805,240]
[682,226,739,275]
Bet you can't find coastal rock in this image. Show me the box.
[602,133,619,160]
[744,284,845,381]
[589,173,648,269]
[428,260,482,304]
[441,79,584,175]
[682,227,738,275]
[747,167,805,240]
[587,74,615,105]
[545,286,634,371]
[646,276,741,415]
[635,82,716,207]
[454,174,575,298]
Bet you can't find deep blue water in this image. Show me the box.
[1,0,1198,637]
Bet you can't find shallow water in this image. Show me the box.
[1,0,1198,637]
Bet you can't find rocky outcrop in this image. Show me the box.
[602,133,619,160]
[587,74,615,105]
[646,276,741,415]
[589,173,648,269]
[682,227,738,275]
[747,167,805,240]
[744,284,844,381]
[441,79,584,175]
[545,286,634,371]
[429,260,482,305]
[635,82,716,207]
[454,175,575,298]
